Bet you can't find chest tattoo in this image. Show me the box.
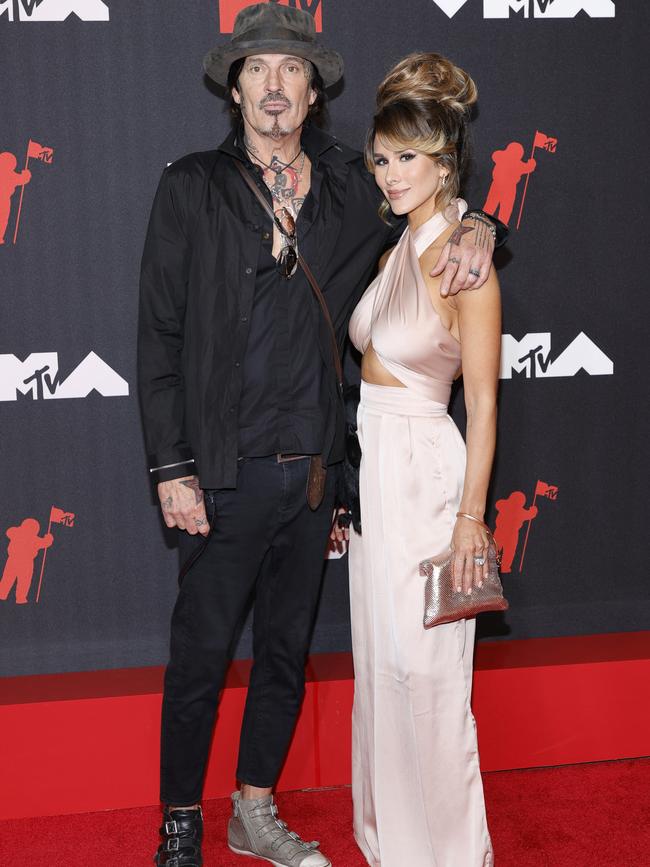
[261,152,308,220]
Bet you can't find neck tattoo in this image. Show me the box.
[255,150,307,212]
[246,146,304,175]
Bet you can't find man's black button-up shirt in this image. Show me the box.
[237,144,329,458]
[138,125,402,488]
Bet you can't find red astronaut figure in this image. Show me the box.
[0,152,31,245]
[0,518,53,604]
[483,142,536,226]
[493,492,538,574]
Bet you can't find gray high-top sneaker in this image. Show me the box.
[227,791,331,866]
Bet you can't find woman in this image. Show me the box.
[347,53,499,866]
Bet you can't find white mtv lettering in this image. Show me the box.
[544,331,613,376]
[500,333,550,378]
[0,353,59,399]
[51,351,128,397]
[0,351,128,400]
[536,0,615,16]
[430,0,615,17]
[500,332,613,379]
[484,0,614,16]
[483,0,526,16]
[0,0,109,21]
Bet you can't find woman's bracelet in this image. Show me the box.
[456,511,490,532]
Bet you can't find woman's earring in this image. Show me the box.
[441,174,448,187]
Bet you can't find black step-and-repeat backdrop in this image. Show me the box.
[1,0,648,677]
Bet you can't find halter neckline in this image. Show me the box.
[410,199,467,257]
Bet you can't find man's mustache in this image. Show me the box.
[259,92,291,109]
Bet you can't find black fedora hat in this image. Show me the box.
[203,2,343,89]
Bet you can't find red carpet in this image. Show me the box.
[2,759,648,866]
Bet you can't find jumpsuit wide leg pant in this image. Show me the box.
[349,382,493,867]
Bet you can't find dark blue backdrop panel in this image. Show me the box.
[0,0,647,676]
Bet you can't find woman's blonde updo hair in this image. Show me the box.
[365,52,477,219]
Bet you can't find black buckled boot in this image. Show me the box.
[154,806,203,866]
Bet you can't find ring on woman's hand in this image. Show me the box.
[469,268,480,277]
[473,555,485,566]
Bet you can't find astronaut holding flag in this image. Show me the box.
[0,504,74,605]
[33,505,75,603]
[9,138,55,245]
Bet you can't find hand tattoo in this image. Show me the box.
[462,216,495,252]
[161,496,173,511]
[195,517,207,527]
[472,219,490,251]
[449,225,474,246]
[180,477,203,505]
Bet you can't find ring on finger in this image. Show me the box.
[473,555,486,566]
[469,267,480,277]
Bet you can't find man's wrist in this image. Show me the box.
[462,208,508,248]
[462,211,496,241]
[149,457,196,484]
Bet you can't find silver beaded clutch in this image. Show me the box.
[419,541,508,628]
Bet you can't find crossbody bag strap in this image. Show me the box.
[234,159,343,388]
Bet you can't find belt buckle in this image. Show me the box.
[276,453,307,463]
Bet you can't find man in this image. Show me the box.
[138,5,505,866]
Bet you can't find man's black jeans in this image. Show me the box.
[160,455,336,806]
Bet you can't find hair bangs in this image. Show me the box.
[365,102,451,173]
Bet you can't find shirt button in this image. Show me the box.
[229,407,235,414]
[263,231,271,240]
[241,316,248,323]
[245,267,253,275]
[235,362,241,368]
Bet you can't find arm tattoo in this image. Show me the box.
[180,477,203,505]
[161,496,173,511]
[449,225,474,246]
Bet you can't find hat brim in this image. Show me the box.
[203,39,344,89]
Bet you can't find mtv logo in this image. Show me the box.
[500,332,613,379]
[430,0,615,17]
[0,0,110,21]
[0,351,128,400]
[482,0,615,17]
[219,0,322,33]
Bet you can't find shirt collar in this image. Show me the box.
[217,123,358,167]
